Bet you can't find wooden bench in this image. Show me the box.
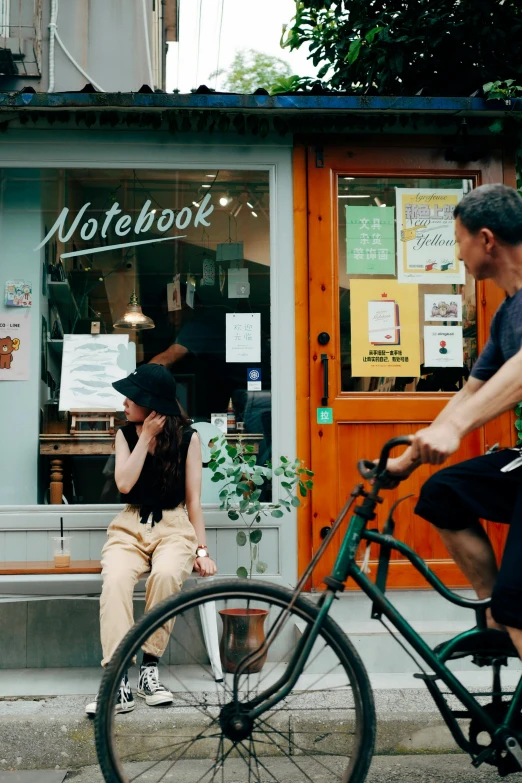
[0,560,223,681]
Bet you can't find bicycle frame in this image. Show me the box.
[248,483,522,763]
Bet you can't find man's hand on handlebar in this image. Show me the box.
[384,423,462,478]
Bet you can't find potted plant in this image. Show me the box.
[208,436,314,673]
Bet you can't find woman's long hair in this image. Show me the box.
[152,406,191,494]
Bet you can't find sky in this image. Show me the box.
[166,0,319,94]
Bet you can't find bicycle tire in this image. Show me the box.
[95,578,376,783]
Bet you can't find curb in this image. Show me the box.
[0,690,468,771]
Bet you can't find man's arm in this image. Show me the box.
[413,347,522,464]
[149,342,188,368]
[387,376,484,475]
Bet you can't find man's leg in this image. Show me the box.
[438,526,501,629]
[415,451,520,629]
[490,482,522,657]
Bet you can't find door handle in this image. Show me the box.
[321,353,329,406]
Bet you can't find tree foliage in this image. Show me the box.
[283,1,522,96]
[210,49,294,94]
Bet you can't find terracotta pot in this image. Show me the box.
[219,608,269,674]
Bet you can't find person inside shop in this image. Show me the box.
[85,363,217,716]
[150,287,272,460]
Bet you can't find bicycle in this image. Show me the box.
[95,436,522,782]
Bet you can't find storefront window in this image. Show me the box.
[35,169,271,504]
[338,176,476,392]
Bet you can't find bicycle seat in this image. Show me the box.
[434,627,519,667]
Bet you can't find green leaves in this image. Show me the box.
[281,1,522,98]
[217,441,313,578]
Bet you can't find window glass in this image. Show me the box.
[338,177,476,392]
[36,169,271,504]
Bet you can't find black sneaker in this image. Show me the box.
[137,663,174,706]
[85,674,135,717]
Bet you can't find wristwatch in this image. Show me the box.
[196,545,210,558]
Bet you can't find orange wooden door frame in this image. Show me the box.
[295,136,516,591]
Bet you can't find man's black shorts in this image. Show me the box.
[415,450,522,629]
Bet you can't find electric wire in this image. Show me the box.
[214,0,225,90]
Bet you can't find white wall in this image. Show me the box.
[0,170,43,503]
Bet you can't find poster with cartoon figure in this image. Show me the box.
[0,310,31,380]
[424,294,463,322]
[424,326,464,367]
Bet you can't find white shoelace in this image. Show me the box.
[143,665,164,692]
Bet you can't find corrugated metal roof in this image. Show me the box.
[0,89,518,115]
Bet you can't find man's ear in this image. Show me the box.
[480,227,496,252]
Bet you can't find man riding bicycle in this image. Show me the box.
[386,183,522,659]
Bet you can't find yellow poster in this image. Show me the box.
[350,280,421,377]
[396,188,465,284]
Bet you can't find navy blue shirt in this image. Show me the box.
[471,288,522,382]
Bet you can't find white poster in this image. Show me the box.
[0,310,31,380]
[368,299,400,345]
[167,274,182,311]
[226,313,261,363]
[396,188,465,285]
[424,294,462,322]
[424,326,463,368]
[228,268,249,299]
[59,334,136,411]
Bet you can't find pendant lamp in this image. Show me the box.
[114,291,155,330]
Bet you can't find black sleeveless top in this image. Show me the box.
[119,423,195,525]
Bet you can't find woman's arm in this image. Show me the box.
[114,413,165,493]
[185,433,217,577]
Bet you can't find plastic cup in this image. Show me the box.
[53,536,71,568]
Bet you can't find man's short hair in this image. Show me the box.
[454,184,522,245]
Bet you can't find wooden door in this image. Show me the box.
[300,139,514,590]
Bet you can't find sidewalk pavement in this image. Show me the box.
[59,755,505,783]
[0,666,518,772]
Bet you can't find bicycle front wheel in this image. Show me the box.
[95,579,376,783]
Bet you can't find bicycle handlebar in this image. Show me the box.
[357,436,413,482]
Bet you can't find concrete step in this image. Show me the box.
[295,618,522,675]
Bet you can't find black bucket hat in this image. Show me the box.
[112,363,182,416]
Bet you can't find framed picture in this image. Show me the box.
[211,413,228,435]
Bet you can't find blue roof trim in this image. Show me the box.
[0,92,519,113]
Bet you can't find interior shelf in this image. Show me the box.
[47,278,80,333]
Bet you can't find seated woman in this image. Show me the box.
[86,363,217,715]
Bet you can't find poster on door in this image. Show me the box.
[396,188,465,284]
[0,310,31,380]
[350,279,421,377]
[346,206,396,275]
[424,326,464,367]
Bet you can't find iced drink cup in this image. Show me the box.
[53,536,71,568]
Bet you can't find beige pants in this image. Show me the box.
[100,506,197,666]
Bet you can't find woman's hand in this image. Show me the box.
[141,411,166,442]
[194,556,217,577]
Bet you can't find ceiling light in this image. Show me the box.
[247,201,254,209]
[232,204,243,218]
[379,203,387,208]
[219,194,230,207]
[338,195,371,199]
[251,211,258,217]
[192,201,200,207]
[344,177,355,180]
[114,292,155,331]
[206,173,216,178]
[202,184,211,188]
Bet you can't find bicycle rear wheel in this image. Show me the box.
[95,579,376,783]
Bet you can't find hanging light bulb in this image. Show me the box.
[114,291,155,330]
[219,192,230,207]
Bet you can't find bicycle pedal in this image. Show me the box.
[413,672,439,681]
